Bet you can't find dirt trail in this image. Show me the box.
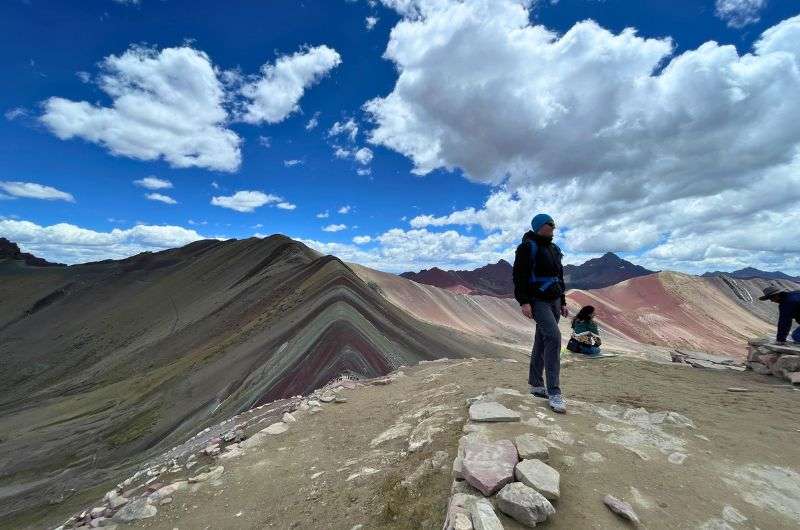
[88,354,800,530]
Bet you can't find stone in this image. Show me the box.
[105,491,129,510]
[726,387,749,392]
[774,354,800,376]
[444,493,480,530]
[462,439,519,496]
[582,451,605,463]
[202,444,221,457]
[112,499,157,523]
[188,465,224,483]
[222,428,245,443]
[748,362,772,375]
[282,412,297,423]
[496,482,555,527]
[469,402,521,423]
[335,396,348,403]
[370,423,412,448]
[469,498,503,530]
[668,452,688,465]
[150,481,187,501]
[514,434,549,461]
[515,459,560,500]
[603,495,640,524]
[320,394,336,403]
[758,353,779,368]
[789,372,800,385]
[722,505,747,524]
[90,507,106,518]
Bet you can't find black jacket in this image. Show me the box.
[512,230,566,306]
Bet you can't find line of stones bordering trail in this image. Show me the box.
[50,371,404,530]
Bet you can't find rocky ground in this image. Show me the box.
[32,351,800,530]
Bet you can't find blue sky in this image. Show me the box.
[2,0,799,274]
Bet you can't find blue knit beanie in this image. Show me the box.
[530,213,554,233]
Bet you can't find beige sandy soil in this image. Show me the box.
[47,354,800,530]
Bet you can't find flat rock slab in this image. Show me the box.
[444,492,481,530]
[514,434,549,460]
[604,494,640,524]
[462,439,519,496]
[112,499,157,523]
[470,497,504,530]
[496,482,555,527]
[469,402,521,423]
[515,459,560,500]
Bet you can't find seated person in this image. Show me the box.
[568,305,602,355]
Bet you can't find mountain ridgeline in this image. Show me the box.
[401,252,655,295]
[0,236,508,522]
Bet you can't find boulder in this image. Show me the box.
[748,362,771,375]
[112,499,157,523]
[469,498,503,530]
[282,412,297,423]
[789,372,800,385]
[469,402,521,423]
[462,439,519,496]
[603,494,640,524]
[515,459,560,500]
[149,481,187,501]
[773,355,800,377]
[496,482,555,527]
[444,493,479,530]
[514,434,549,461]
[759,354,779,368]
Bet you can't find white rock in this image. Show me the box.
[668,452,688,465]
[722,505,747,524]
[282,412,297,423]
[469,498,503,530]
[112,499,157,523]
[514,434,549,461]
[469,402,521,423]
[496,482,555,527]
[515,459,560,500]
[603,494,640,524]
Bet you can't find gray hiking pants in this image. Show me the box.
[528,299,562,395]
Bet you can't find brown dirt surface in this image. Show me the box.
[72,354,800,530]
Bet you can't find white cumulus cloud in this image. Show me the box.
[0,218,208,264]
[322,223,347,232]
[211,190,284,213]
[41,46,242,172]
[363,2,800,274]
[145,192,177,204]
[240,45,342,124]
[134,176,173,190]
[715,0,767,28]
[0,181,75,202]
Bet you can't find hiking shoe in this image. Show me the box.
[549,394,566,414]
[529,385,548,399]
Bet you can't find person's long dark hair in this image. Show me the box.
[572,305,595,326]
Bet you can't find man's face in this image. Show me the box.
[537,221,555,237]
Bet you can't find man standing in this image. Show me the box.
[513,213,569,413]
[759,285,800,344]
